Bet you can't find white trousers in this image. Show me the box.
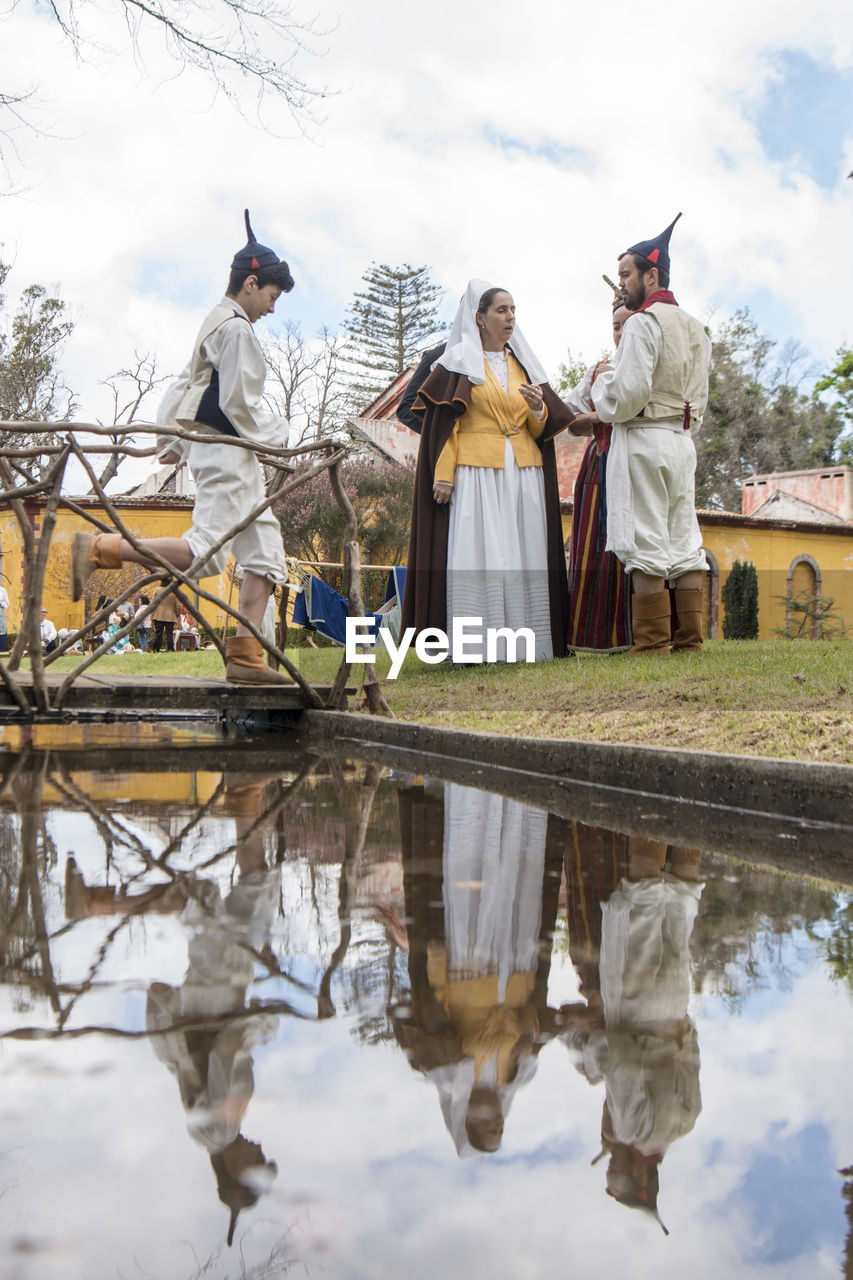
[446,443,553,661]
[622,427,707,580]
[184,439,287,583]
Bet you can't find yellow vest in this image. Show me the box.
[434,352,546,485]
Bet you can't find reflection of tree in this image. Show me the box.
[813,897,853,996]
[688,859,837,1008]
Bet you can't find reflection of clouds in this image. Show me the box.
[3,930,852,1279]
[3,776,853,1277]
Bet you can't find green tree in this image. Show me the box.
[344,264,442,411]
[815,347,853,462]
[721,560,759,640]
[276,455,414,584]
[553,350,592,397]
[0,257,76,478]
[695,310,845,511]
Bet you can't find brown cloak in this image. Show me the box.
[400,361,577,657]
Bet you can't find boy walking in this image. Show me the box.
[72,212,294,683]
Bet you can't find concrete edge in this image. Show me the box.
[301,711,853,827]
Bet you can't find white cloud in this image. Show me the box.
[1,0,852,476]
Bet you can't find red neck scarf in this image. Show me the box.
[633,289,678,313]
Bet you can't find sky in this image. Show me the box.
[1,0,852,477]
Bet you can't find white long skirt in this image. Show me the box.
[446,441,553,661]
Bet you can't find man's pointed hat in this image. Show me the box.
[622,212,682,276]
[231,209,281,271]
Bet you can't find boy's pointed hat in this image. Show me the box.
[622,212,682,275]
[231,209,281,271]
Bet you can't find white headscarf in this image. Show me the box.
[437,279,549,386]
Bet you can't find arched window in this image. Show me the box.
[786,554,822,638]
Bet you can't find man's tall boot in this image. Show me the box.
[628,590,671,654]
[671,588,703,652]
[70,532,123,601]
[225,636,294,685]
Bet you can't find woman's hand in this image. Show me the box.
[433,481,453,504]
[159,450,181,466]
[518,383,546,416]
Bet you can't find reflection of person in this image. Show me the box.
[65,777,282,1245]
[563,836,703,1234]
[392,782,565,1155]
[590,215,710,653]
[40,608,58,653]
[563,288,633,653]
[70,210,295,684]
[150,588,181,652]
[401,280,580,662]
[0,581,9,653]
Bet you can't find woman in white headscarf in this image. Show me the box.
[401,280,584,661]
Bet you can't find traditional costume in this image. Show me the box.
[401,280,575,660]
[564,282,633,653]
[591,215,710,652]
[155,213,290,583]
[70,212,295,684]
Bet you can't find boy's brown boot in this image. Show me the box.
[70,532,123,601]
[224,636,293,685]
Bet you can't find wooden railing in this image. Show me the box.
[0,421,392,718]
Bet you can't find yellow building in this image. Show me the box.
[0,494,237,637]
[559,504,853,640]
[699,510,853,640]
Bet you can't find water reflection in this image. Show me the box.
[563,834,703,1233]
[393,784,565,1156]
[0,727,851,1279]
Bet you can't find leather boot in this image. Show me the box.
[629,590,671,654]
[70,531,123,600]
[672,588,703,652]
[225,635,293,685]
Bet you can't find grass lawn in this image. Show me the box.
[42,639,853,764]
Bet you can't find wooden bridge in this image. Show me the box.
[0,419,389,723]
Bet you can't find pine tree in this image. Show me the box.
[721,561,759,639]
[344,264,442,411]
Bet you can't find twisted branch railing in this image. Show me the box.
[0,420,393,719]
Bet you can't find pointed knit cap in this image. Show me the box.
[622,212,682,275]
[231,209,281,271]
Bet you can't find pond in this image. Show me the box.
[0,724,851,1280]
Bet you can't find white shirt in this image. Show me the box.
[158,297,288,461]
[40,617,57,643]
[590,312,662,424]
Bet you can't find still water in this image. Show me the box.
[0,724,851,1280]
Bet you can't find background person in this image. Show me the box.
[401,279,582,662]
[563,284,633,653]
[40,608,58,654]
[0,580,9,653]
[134,595,152,651]
[150,588,181,652]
